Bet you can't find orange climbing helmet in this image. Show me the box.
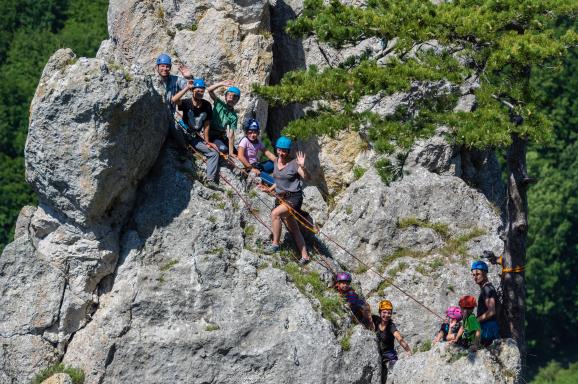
[378,300,393,312]
[459,295,477,309]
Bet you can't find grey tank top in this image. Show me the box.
[273,159,302,193]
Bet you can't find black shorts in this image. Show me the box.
[275,191,303,211]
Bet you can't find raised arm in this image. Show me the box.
[207,80,233,101]
[177,64,193,80]
[295,151,310,180]
[171,81,192,104]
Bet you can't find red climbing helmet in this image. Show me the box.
[446,306,463,320]
[335,272,352,283]
[459,295,477,309]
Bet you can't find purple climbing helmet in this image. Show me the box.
[335,272,352,283]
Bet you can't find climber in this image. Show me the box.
[372,299,412,384]
[333,272,374,330]
[207,80,240,156]
[260,136,310,264]
[172,78,221,189]
[237,119,276,186]
[155,53,191,113]
[452,295,481,351]
[471,260,500,346]
[432,306,462,344]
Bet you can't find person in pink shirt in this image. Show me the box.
[237,119,276,185]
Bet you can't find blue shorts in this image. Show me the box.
[480,319,500,344]
[382,350,398,362]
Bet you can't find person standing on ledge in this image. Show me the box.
[261,136,310,265]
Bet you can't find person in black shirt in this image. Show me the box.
[172,79,222,189]
[373,300,412,384]
[471,260,500,346]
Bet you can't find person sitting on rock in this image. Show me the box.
[237,119,276,186]
[172,78,221,190]
[471,260,500,346]
[333,272,374,330]
[372,299,412,384]
[433,306,462,344]
[260,136,310,264]
[453,295,481,351]
[206,80,240,156]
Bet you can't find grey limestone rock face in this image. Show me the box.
[26,48,168,226]
[0,236,62,380]
[387,340,521,384]
[41,373,74,384]
[61,148,380,384]
[102,0,273,141]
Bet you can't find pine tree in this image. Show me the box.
[255,0,578,368]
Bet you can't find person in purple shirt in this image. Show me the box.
[237,119,276,186]
[334,272,374,330]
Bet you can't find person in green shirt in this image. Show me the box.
[207,80,241,156]
[452,295,481,351]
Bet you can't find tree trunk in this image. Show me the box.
[502,133,529,374]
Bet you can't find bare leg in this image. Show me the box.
[285,216,309,260]
[271,204,290,245]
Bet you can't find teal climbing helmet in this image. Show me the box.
[275,136,292,150]
[193,79,206,89]
[471,260,489,272]
[227,86,241,97]
[156,54,172,66]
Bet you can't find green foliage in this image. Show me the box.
[531,361,578,384]
[525,27,578,375]
[415,339,432,353]
[32,363,85,384]
[205,323,220,332]
[398,217,450,240]
[340,327,353,351]
[0,0,108,253]
[243,225,255,237]
[352,166,366,180]
[160,259,178,272]
[255,0,578,185]
[283,262,346,325]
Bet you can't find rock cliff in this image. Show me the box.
[0,1,519,383]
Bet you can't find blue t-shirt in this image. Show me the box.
[163,74,187,114]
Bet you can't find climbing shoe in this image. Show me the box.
[264,244,280,254]
[298,258,311,266]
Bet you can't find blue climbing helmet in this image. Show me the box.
[227,86,241,97]
[245,119,260,132]
[471,260,489,272]
[156,54,172,66]
[275,136,292,150]
[193,78,206,89]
